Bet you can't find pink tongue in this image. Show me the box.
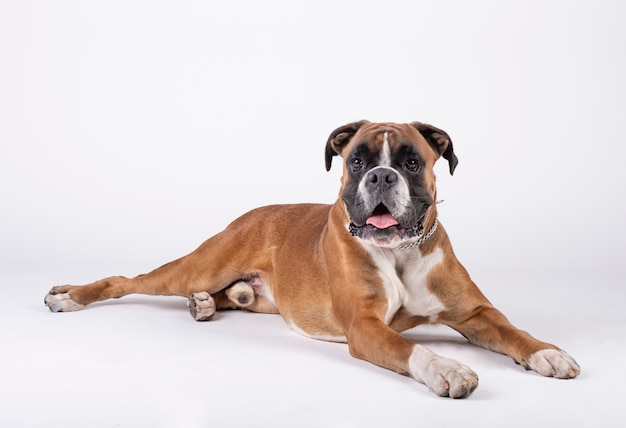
[366,213,399,229]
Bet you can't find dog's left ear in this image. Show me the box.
[325,120,369,171]
[411,122,459,175]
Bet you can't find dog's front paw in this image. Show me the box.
[188,292,216,321]
[527,349,580,379]
[409,346,479,398]
[44,287,85,312]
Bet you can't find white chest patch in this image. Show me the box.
[365,246,445,324]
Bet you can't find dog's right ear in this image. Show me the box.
[325,121,368,171]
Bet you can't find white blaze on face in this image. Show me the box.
[381,131,391,167]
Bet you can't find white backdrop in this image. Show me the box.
[2,0,624,279]
[1,1,624,427]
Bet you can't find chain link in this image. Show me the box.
[396,218,438,250]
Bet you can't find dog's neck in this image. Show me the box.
[395,218,439,250]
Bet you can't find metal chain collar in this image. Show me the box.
[395,218,439,250]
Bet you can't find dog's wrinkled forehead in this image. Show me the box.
[325,121,458,175]
[346,124,432,167]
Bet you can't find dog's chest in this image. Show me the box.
[366,246,445,324]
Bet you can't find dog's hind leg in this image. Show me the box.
[44,208,284,317]
[44,235,247,316]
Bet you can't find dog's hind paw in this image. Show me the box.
[527,349,580,379]
[188,292,216,321]
[225,281,256,307]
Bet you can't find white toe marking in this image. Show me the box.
[408,344,479,398]
[45,292,85,312]
[226,281,255,307]
[528,349,581,378]
[188,292,216,321]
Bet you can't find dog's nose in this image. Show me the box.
[367,167,398,187]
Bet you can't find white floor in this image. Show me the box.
[2,271,621,428]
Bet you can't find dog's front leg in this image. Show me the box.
[445,304,580,379]
[343,314,479,398]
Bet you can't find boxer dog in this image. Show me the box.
[45,121,580,398]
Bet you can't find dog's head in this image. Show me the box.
[325,121,458,248]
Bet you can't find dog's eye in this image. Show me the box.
[404,159,420,173]
[350,158,364,172]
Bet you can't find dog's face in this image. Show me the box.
[325,121,458,247]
